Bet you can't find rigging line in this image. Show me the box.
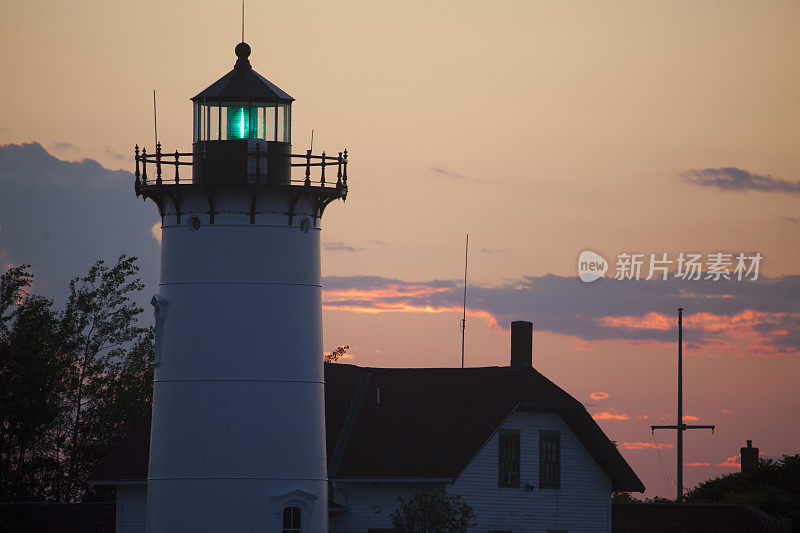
[652,431,670,496]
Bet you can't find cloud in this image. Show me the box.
[590,392,610,401]
[429,166,479,182]
[0,142,160,307]
[51,142,79,152]
[684,415,699,421]
[479,247,506,254]
[325,242,367,253]
[686,462,711,467]
[321,274,800,357]
[621,442,673,450]
[102,145,128,162]
[150,222,162,244]
[782,216,799,224]
[685,167,800,194]
[718,454,740,468]
[592,411,630,421]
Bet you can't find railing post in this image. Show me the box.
[320,151,326,186]
[134,145,141,194]
[336,152,343,188]
[141,147,148,183]
[343,149,348,188]
[305,149,312,187]
[134,145,140,179]
[174,150,180,183]
[155,142,162,185]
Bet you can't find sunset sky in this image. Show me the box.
[1,0,799,498]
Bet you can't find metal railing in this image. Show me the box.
[134,143,348,189]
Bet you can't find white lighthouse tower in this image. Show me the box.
[134,42,347,532]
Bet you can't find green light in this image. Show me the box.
[227,105,257,140]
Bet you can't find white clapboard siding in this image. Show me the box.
[329,482,443,532]
[448,410,612,533]
[116,484,147,533]
[328,410,612,533]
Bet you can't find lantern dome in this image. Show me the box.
[192,42,294,104]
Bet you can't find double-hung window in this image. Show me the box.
[539,430,561,489]
[498,430,520,487]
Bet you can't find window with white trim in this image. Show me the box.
[282,506,301,533]
[498,430,520,487]
[539,430,561,489]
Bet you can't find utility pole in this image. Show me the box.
[461,234,468,368]
[651,307,715,501]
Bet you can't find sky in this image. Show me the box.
[1,0,799,499]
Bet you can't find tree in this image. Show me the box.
[0,257,154,502]
[390,489,476,532]
[685,455,800,529]
[324,345,350,362]
[0,267,67,501]
[59,255,146,501]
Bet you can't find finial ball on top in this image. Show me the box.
[235,42,251,59]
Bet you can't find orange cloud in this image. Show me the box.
[590,392,610,401]
[597,310,800,357]
[592,411,630,421]
[323,285,501,329]
[718,454,740,468]
[686,462,711,467]
[684,415,699,421]
[151,222,162,244]
[621,442,673,450]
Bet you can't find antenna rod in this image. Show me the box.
[153,90,158,147]
[242,1,245,42]
[461,234,469,368]
[310,129,314,152]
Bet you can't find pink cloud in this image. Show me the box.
[590,392,610,401]
[622,442,673,450]
[718,454,741,468]
[592,411,630,421]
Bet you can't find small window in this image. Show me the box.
[498,431,520,487]
[282,506,301,533]
[539,430,561,489]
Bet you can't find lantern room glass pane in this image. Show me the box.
[194,102,291,142]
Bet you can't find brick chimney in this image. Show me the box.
[740,440,759,473]
[510,320,533,369]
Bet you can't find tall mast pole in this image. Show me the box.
[677,307,683,500]
[461,234,468,368]
[652,307,715,501]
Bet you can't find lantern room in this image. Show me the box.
[190,42,294,184]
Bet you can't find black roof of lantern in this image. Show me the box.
[192,42,294,104]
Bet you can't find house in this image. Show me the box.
[89,321,644,532]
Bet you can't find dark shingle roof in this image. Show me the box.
[89,363,644,492]
[191,42,294,104]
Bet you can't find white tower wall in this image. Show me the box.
[146,191,328,532]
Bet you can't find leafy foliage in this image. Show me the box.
[685,455,800,529]
[324,345,350,362]
[0,257,154,502]
[390,489,476,532]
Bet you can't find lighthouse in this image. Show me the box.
[134,42,347,532]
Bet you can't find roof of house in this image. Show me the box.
[89,363,644,492]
